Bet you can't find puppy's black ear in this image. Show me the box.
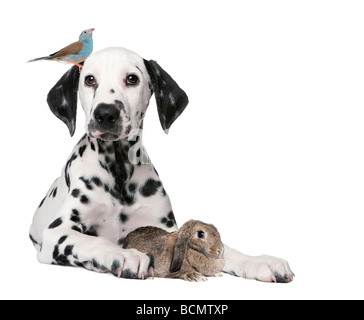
[144,60,189,133]
[47,65,80,136]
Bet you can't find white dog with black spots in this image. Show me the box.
[29,47,294,282]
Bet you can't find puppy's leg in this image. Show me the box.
[38,220,153,279]
[223,245,294,283]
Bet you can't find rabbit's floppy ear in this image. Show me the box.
[170,233,189,273]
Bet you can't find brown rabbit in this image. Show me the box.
[122,220,225,281]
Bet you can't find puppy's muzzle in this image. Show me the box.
[88,100,125,141]
[94,103,121,130]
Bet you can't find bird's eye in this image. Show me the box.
[126,74,139,86]
[197,231,205,239]
[85,75,96,87]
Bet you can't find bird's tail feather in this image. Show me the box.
[27,56,51,63]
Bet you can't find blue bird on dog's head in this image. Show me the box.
[28,28,94,71]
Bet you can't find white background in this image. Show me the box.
[1,0,364,300]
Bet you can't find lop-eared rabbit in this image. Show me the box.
[123,220,225,281]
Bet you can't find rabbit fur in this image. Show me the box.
[122,220,225,281]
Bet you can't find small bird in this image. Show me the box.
[28,28,94,70]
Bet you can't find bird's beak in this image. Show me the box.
[87,28,95,33]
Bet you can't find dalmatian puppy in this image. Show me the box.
[29,47,294,282]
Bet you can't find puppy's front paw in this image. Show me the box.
[86,248,154,279]
[243,255,294,283]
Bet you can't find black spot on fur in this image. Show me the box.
[72,225,82,233]
[161,211,177,228]
[274,272,290,283]
[99,161,109,173]
[117,237,125,246]
[70,209,80,223]
[65,153,77,190]
[38,196,46,208]
[103,183,110,193]
[91,176,102,187]
[52,242,74,265]
[119,213,129,223]
[52,245,59,259]
[79,176,93,190]
[168,211,176,221]
[92,259,101,269]
[92,259,107,271]
[91,258,101,269]
[48,217,63,229]
[49,187,57,198]
[112,140,129,186]
[140,179,162,197]
[111,260,120,276]
[74,261,85,268]
[78,145,87,157]
[120,189,135,205]
[70,209,97,236]
[71,188,80,197]
[80,195,89,204]
[64,245,74,256]
[58,235,68,245]
[54,253,71,266]
[84,226,98,237]
[166,221,174,228]
[122,269,138,279]
[65,172,70,189]
[128,182,137,193]
[29,234,40,247]
[97,140,105,154]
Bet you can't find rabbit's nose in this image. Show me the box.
[216,248,224,259]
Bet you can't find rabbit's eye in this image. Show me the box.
[197,231,205,239]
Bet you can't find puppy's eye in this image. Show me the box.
[85,76,96,87]
[85,75,96,87]
[85,75,96,86]
[197,231,205,239]
[126,74,139,86]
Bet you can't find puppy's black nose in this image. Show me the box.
[94,103,120,129]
